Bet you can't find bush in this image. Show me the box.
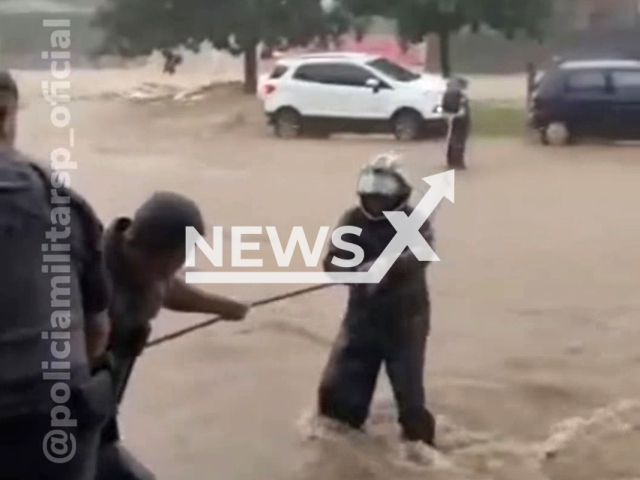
[471,101,527,137]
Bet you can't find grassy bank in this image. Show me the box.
[471,101,527,138]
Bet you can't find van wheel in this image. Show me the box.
[541,122,570,146]
[274,108,302,139]
[392,110,423,141]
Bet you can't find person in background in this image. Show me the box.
[442,76,470,170]
[526,61,536,106]
[162,49,183,75]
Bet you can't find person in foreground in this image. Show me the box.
[97,191,250,479]
[0,70,113,479]
[317,153,437,448]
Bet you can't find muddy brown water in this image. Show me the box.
[14,70,640,479]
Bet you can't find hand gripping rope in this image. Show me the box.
[145,284,333,349]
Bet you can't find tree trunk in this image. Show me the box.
[243,42,258,95]
[425,33,440,72]
[439,30,451,78]
[424,37,429,72]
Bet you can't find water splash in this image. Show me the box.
[293,399,640,480]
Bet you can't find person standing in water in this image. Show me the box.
[442,77,470,170]
[317,153,437,448]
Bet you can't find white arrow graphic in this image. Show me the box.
[186,170,454,284]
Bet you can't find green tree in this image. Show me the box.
[93,0,350,93]
[340,0,552,77]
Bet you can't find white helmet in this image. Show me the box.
[357,152,412,219]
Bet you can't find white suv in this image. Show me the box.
[258,53,448,140]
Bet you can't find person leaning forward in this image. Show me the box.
[96,191,249,480]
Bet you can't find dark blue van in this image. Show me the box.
[529,59,640,145]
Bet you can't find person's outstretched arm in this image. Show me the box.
[163,277,249,320]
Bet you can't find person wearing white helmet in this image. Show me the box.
[317,152,437,447]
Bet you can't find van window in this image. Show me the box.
[611,70,640,89]
[533,71,545,89]
[535,71,563,97]
[566,71,608,91]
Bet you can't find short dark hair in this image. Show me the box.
[0,71,18,100]
[0,71,18,129]
[129,191,205,253]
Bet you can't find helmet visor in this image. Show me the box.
[357,170,402,196]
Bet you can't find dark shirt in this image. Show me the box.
[0,150,109,418]
[324,206,433,326]
[442,86,463,115]
[102,218,166,356]
[100,218,169,445]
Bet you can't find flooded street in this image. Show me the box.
[15,69,640,480]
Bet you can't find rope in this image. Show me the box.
[145,284,333,349]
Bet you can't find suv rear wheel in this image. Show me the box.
[274,108,302,139]
[392,110,423,141]
[541,121,571,146]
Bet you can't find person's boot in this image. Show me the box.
[447,153,466,171]
[447,159,466,170]
[400,407,436,447]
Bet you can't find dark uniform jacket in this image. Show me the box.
[0,150,108,418]
[324,205,433,336]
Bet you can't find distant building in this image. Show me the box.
[554,0,640,31]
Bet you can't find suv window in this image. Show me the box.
[611,70,640,89]
[566,70,608,91]
[325,63,374,86]
[293,64,327,83]
[293,62,376,87]
[269,65,289,79]
[366,58,419,82]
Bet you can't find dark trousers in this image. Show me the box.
[0,414,103,480]
[0,371,114,480]
[446,114,470,169]
[98,440,156,480]
[96,416,156,480]
[318,311,435,445]
[95,346,155,480]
